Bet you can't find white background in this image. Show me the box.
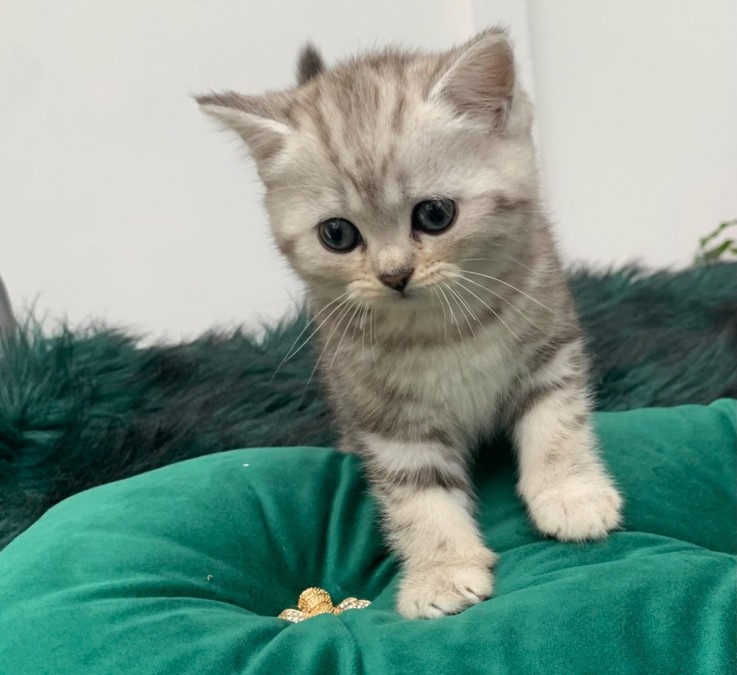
[1,0,735,339]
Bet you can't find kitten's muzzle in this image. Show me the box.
[379,268,414,293]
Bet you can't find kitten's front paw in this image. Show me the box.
[397,552,496,619]
[526,474,623,542]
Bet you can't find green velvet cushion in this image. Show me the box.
[0,401,735,674]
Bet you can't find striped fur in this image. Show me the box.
[198,29,622,619]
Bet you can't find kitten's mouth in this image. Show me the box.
[388,286,416,300]
[383,287,429,304]
[367,285,433,305]
[370,289,413,305]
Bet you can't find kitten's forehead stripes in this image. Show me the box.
[309,87,407,205]
[390,71,407,133]
[291,49,469,208]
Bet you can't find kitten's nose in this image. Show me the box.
[380,268,414,293]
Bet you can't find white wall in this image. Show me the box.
[0,0,481,339]
[1,1,734,339]
[528,0,737,268]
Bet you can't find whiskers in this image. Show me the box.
[271,291,376,405]
[445,283,478,339]
[271,260,561,400]
[459,269,562,319]
[437,284,464,343]
[428,261,564,344]
[270,291,350,383]
[455,275,543,335]
[452,277,521,342]
[431,288,448,341]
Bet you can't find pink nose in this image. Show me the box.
[379,268,414,292]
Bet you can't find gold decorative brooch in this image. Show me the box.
[278,587,371,623]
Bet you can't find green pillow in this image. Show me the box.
[0,401,735,674]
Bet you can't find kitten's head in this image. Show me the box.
[198,28,537,312]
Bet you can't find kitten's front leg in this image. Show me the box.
[360,434,496,619]
[513,342,623,540]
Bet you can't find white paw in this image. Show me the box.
[397,550,497,619]
[526,474,623,542]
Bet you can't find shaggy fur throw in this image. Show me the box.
[1,263,735,548]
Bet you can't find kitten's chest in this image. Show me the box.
[354,326,520,434]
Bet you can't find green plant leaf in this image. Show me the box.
[702,240,732,262]
[695,219,737,264]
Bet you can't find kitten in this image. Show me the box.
[197,28,622,619]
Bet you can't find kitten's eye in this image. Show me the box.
[317,218,362,252]
[411,198,457,234]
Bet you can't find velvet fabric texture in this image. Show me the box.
[0,401,734,674]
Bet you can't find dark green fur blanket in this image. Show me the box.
[1,263,736,548]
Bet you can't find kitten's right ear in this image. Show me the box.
[196,91,292,163]
[431,29,515,130]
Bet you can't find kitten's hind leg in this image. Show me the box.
[513,341,622,541]
[360,434,496,619]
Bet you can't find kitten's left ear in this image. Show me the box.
[196,91,293,165]
[431,30,515,129]
[296,43,325,85]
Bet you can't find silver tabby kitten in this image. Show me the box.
[198,28,622,619]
